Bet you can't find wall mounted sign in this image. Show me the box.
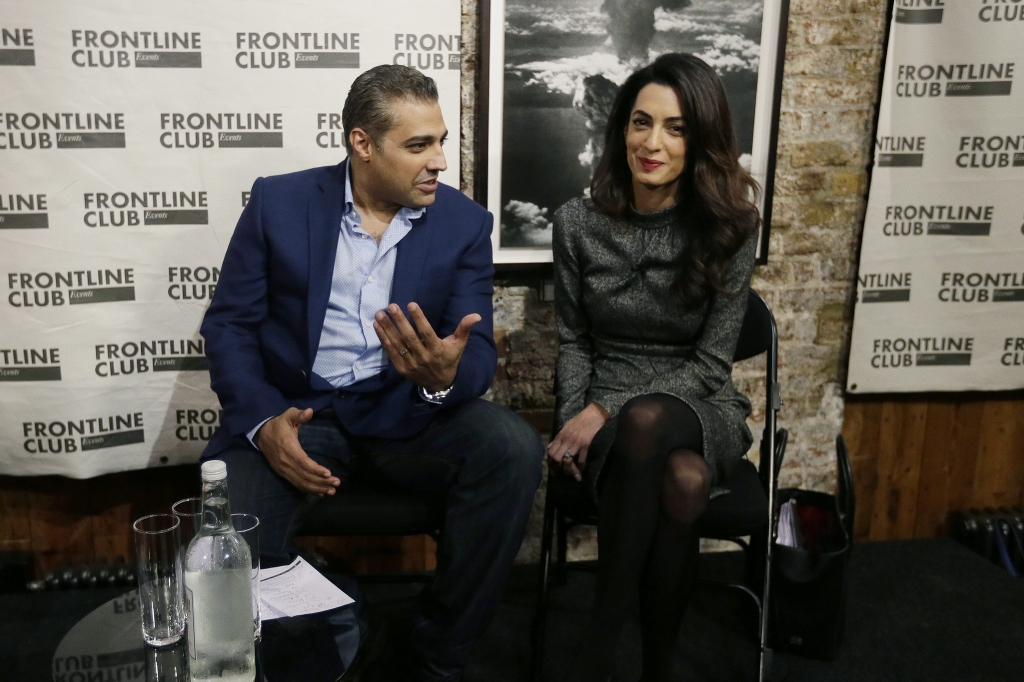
[0,0,462,477]
[848,2,1024,393]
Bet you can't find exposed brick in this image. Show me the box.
[842,47,883,79]
[821,252,857,282]
[785,225,854,256]
[829,170,869,196]
[798,200,863,229]
[768,228,787,256]
[798,108,875,142]
[790,140,855,167]
[799,16,885,47]
[815,302,847,344]
[776,313,819,343]
[751,260,789,289]
[790,0,851,15]
[493,328,509,357]
[778,285,848,316]
[768,199,798,230]
[850,0,887,14]
[786,78,878,107]
[774,169,828,196]
[791,257,820,283]
[778,110,810,138]
[786,47,882,80]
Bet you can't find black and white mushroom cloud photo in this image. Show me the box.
[500,0,761,248]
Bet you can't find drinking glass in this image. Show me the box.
[145,639,189,681]
[232,513,262,640]
[171,497,202,553]
[133,513,185,646]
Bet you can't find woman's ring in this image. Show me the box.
[399,348,408,356]
[562,450,574,460]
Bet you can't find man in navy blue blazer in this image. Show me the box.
[200,65,544,681]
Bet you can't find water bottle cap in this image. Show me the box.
[201,460,228,481]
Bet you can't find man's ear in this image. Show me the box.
[349,128,374,162]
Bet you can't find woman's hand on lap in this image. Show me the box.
[547,403,610,481]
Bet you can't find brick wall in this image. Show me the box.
[745,0,884,491]
[458,0,888,560]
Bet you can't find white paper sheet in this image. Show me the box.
[258,556,354,620]
[777,499,800,548]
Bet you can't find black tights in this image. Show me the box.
[567,394,711,682]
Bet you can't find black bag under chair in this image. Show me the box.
[767,434,854,661]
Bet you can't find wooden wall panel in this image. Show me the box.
[974,401,1023,508]
[843,399,881,542]
[912,402,955,538]
[293,534,436,574]
[29,485,95,574]
[0,466,435,578]
[945,401,985,514]
[844,393,1024,542]
[0,488,32,552]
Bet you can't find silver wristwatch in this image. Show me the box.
[418,383,453,404]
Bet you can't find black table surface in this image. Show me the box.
[2,586,355,682]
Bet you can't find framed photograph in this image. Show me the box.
[477,0,790,264]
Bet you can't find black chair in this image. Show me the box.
[295,474,445,582]
[531,288,787,682]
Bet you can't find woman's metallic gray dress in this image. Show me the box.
[553,197,757,502]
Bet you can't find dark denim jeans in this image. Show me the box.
[217,399,544,681]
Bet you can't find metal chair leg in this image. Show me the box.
[553,508,569,586]
[758,434,782,682]
[557,509,568,563]
[758,542,775,682]
[531,486,557,682]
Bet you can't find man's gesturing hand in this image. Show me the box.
[256,407,340,495]
[374,303,480,393]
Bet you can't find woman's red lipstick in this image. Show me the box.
[638,157,663,171]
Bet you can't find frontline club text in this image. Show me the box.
[159,112,281,148]
[70,30,200,68]
[0,112,124,150]
[234,32,357,68]
[6,269,133,307]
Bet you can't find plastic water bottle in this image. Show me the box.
[184,460,255,682]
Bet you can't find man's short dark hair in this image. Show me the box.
[342,65,439,155]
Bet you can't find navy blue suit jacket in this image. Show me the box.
[200,162,497,458]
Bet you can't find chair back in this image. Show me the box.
[733,289,775,362]
[736,288,783,682]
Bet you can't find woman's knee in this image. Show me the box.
[611,397,670,469]
[660,450,711,524]
[617,395,668,436]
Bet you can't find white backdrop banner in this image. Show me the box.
[847,1,1024,394]
[0,0,462,477]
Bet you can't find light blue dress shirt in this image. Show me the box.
[311,161,424,387]
[247,161,423,445]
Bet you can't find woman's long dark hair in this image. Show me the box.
[590,52,760,309]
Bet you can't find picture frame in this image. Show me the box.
[475,0,790,265]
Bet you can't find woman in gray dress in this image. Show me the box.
[548,53,760,681]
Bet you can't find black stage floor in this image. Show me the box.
[3,538,1022,681]
[459,538,1024,682]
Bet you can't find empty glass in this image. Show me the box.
[171,497,203,552]
[232,513,262,640]
[133,513,185,646]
